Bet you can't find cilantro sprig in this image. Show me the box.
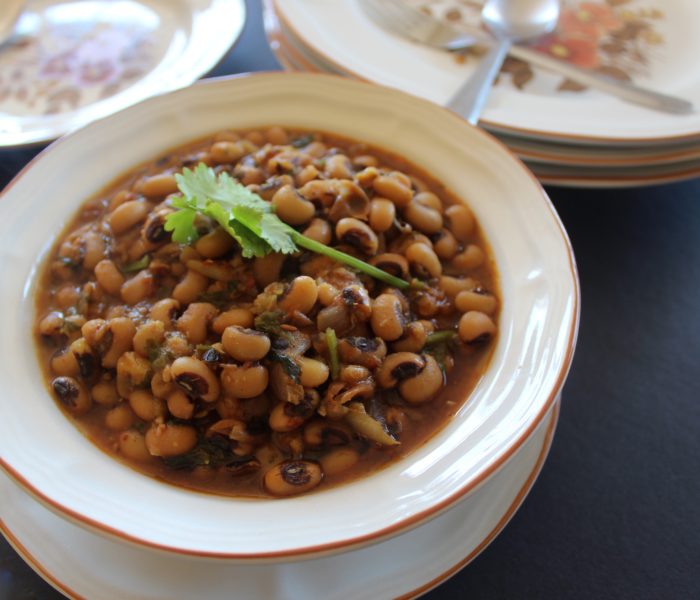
[164,164,410,289]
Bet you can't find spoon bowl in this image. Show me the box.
[447,0,561,124]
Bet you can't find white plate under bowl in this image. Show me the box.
[0,400,560,600]
[274,0,700,145]
[0,0,245,147]
[0,72,579,560]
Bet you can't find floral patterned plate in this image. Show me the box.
[0,0,245,147]
[272,0,700,145]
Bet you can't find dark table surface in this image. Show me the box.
[1,1,698,599]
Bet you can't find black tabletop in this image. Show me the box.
[1,1,698,599]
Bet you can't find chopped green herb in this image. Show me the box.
[122,255,150,273]
[425,330,457,345]
[290,134,315,148]
[164,164,410,288]
[146,340,173,370]
[59,318,81,336]
[269,350,301,383]
[197,281,238,308]
[325,328,340,380]
[163,435,237,471]
[254,310,287,336]
[424,342,451,376]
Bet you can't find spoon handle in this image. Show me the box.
[446,38,511,125]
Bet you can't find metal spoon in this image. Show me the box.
[0,0,26,47]
[447,0,561,125]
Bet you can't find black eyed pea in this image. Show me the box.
[263,460,323,497]
[297,357,330,387]
[303,419,353,447]
[172,269,209,305]
[278,276,318,315]
[105,403,136,431]
[133,320,166,358]
[116,352,152,398]
[69,337,99,383]
[94,259,125,295]
[372,175,413,209]
[220,364,269,399]
[167,389,195,420]
[108,200,150,235]
[253,253,285,288]
[406,242,442,279]
[370,294,406,342]
[324,154,354,179]
[269,402,307,433]
[210,140,246,164]
[212,308,255,335]
[145,422,198,457]
[452,245,486,271]
[458,311,497,344]
[438,275,477,301]
[176,302,218,345]
[320,447,360,477]
[376,352,426,388]
[317,282,339,306]
[398,355,444,404]
[52,376,92,415]
[120,270,156,305]
[302,218,332,245]
[296,164,321,187]
[392,321,430,353]
[265,125,289,145]
[54,285,81,310]
[339,364,370,384]
[118,430,151,461]
[455,289,498,315]
[101,318,137,369]
[151,371,174,399]
[139,173,179,198]
[445,204,475,242]
[222,326,271,362]
[150,298,181,329]
[194,227,236,258]
[335,218,379,256]
[271,185,316,226]
[369,198,396,233]
[50,347,80,377]
[171,356,220,402]
[129,389,167,421]
[91,380,120,406]
[81,231,106,271]
[414,191,442,212]
[214,130,240,142]
[39,311,66,337]
[404,200,443,235]
[432,229,459,261]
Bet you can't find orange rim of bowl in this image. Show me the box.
[0,71,580,561]
[0,401,561,600]
[271,0,700,147]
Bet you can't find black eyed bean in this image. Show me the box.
[269,402,307,433]
[398,355,443,404]
[432,229,459,260]
[94,260,125,295]
[320,447,360,476]
[139,173,179,198]
[222,326,271,362]
[455,289,498,315]
[303,419,353,447]
[194,228,236,258]
[370,294,406,342]
[150,298,181,329]
[438,275,477,301]
[414,191,442,212]
[297,357,330,387]
[118,430,151,461]
[376,352,426,388]
[120,270,155,305]
[404,202,443,235]
[406,242,442,279]
[263,460,323,496]
[177,302,218,345]
[108,200,150,235]
[303,218,332,245]
[272,185,315,225]
[133,320,166,358]
[452,245,485,271]
[171,356,221,402]
[372,175,413,209]
[458,311,497,344]
[52,376,92,415]
[129,390,167,421]
[445,204,475,242]
[335,218,379,255]
[105,403,136,431]
[172,269,209,305]
[253,253,285,287]
[91,380,120,406]
[279,276,318,314]
[368,198,396,233]
[220,364,269,399]
[167,389,195,420]
[210,140,246,164]
[145,423,198,457]
[50,347,80,377]
[212,308,254,335]
[266,125,289,145]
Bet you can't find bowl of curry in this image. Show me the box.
[0,73,579,560]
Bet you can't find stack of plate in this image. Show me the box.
[264,0,700,187]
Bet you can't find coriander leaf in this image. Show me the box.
[164,205,198,244]
[228,220,272,258]
[259,213,297,254]
[121,255,150,273]
[268,350,301,383]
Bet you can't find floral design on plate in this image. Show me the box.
[0,5,157,116]
[413,0,665,92]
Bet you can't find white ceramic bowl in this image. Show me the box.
[0,73,579,561]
